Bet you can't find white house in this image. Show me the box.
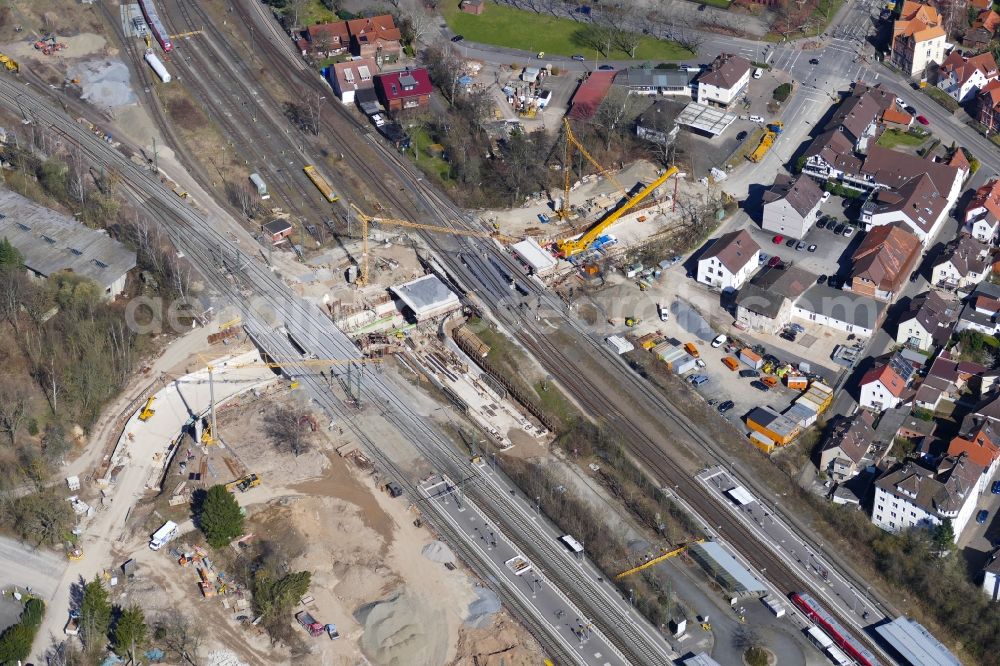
[859,356,912,412]
[936,51,999,103]
[761,173,825,239]
[895,290,958,351]
[696,229,760,290]
[891,1,947,78]
[696,53,751,108]
[965,177,1000,243]
[872,454,984,541]
[931,235,991,290]
[792,284,886,338]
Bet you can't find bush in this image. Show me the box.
[823,181,865,198]
[772,83,792,103]
[21,598,44,628]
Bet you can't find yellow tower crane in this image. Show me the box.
[348,204,521,286]
[557,117,627,222]
[197,354,382,444]
[557,165,679,259]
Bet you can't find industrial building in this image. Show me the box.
[511,238,558,277]
[390,274,461,321]
[687,541,766,596]
[0,187,136,298]
[745,406,802,451]
[874,616,961,666]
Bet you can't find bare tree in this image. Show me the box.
[406,11,436,46]
[265,405,316,457]
[0,379,27,446]
[593,87,645,150]
[573,24,615,57]
[733,626,764,651]
[287,0,310,29]
[154,614,204,666]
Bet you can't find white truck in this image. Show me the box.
[149,520,178,551]
[658,303,669,321]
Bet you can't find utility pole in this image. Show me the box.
[152,136,159,173]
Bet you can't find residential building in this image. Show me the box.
[949,417,1000,480]
[329,57,377,105]
[568,71,617,120]
[300,21,351,57]
[983,547,1000,600]
[932,235,991,290]
[978,78,1000,133]
[848,222,922,301]
[696,53,751,107]
[615,68,694,97]
[881,105,914,130]
[891,1,947,77]
[635,100,682,147]
[965,9,1000,50]
[820,411,881,483]
[346,15,402,63]
[936,51,999,102]
[792,283,886,337]
[0,188,136,297]
[859,173,947,244]
[965,177,1000,242]
[872,453,984,539]
[859,354,914,412]
[895,289,959,350]
[459,0,485,14]
[956,291,1000,334]
[374,68,433,112]
[262,219,293,244]
[696,229,760,290]
[914,350,985,411]
[875,407,937,454]
[734,264,816,331]
[761,173,825,239]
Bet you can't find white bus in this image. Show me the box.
[149,520,178,551]
[559,534,584,554]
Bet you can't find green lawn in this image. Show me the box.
[442,2,692,61]
[299,0,337,26]
[876,129,929,149]
[921,85,961,113]
[408,126,451,183]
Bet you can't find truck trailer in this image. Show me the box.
[249,173,270,200]
[149,520,178,550]
[144,49,171,83]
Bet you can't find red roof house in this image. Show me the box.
[374,68,433,112]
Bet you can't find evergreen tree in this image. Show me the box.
[0,237,22,267]
[198,484,244,548]
[113,605,147,663]
[80,576,111,646]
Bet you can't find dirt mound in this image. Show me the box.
[464,585,501,629]
[420,540,455,565]
[357,588,448,666]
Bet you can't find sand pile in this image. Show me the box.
[421,540,455,565]
[465,585,501,628]
[69,58,136,109]
[357,588,448,666]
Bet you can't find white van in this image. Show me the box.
[749,114,764,123]
[753,67,763,79]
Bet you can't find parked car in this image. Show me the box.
[916,115,930,125]
[833,223,846,234]
[905,105,917,115]
[785,238,797,247]
[572,54,586,61]
[807,244,817,252]
[371,113,386,127]
[749,114,764,123]
[691,375,710,386]
[821,191,831,202]
[750,380,771,392]
[789,323,805,333]
[758,252,769,265]
[450,35,464,42]
[780,330,797,342]
[992,480,1000,494]
[795,240,806,251]
[739,369,760,378]
[817,274,828,284]
[809,58,820,64]
[737,131,748,141]
[842,226,855,238]
[978,509,990,524]
[772,234,784,244]
[718,400,735,413]
[768,255,783,268]
[598,64,616,70]
[711,334,728,348]
[695,358,707,368]
[816,218,827,229]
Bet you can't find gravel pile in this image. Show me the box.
[421,540,455,565]
[69,58,137,109]
[357,589,447,666]
[465,585,501,628]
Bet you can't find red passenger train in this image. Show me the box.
[138,0,173,53]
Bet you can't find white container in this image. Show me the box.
[144,50,171,83]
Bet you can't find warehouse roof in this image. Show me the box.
[795,284,886,330]
[0,188,135,291]
[681,654,722,666]
[390,274,460,319]
[512,238,557,274]
[676,102,737,136]
[688,541,766,594]
[874,617,961,666]
[568,71,616,120]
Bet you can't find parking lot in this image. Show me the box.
[742,194,866,284]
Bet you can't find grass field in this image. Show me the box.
[441,2,692,61]
[876,129,929,149]
[921,85,961,113]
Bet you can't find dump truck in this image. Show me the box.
[748,122,783,163]
[296,611,324,637]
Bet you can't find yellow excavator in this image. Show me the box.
[557,166,679,258]
[138,396,156,422]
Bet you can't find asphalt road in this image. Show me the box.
[0,536,66,601]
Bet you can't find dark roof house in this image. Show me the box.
[849,222,922,300]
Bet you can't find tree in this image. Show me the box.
[80,576,111,647]
[733,625,764,650]
[0,237,22,267]
[0,622,34,663]
[264,406,316,457]
[251,569,312,621]
[932,518,955,554]
[0,378,28,445]
[21,598,45,628]
[11,491,74,545]
[197,484,244,548]
[572,25,614,56]
[113,605,148,663]
[153,614,203,666]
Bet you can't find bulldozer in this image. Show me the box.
[0,54,18,72]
